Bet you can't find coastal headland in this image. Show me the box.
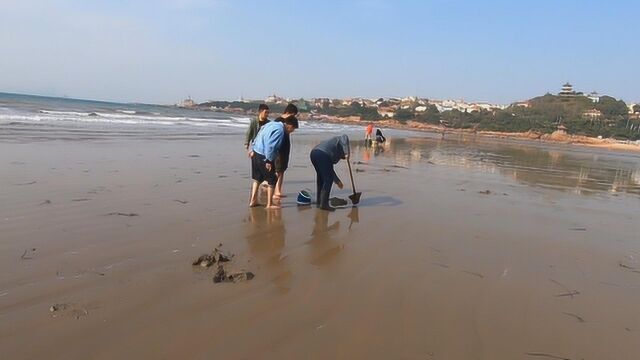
[187,84,640,153]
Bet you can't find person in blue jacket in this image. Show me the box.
[249,116,299,209]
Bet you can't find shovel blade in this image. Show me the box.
[348,192,362,205]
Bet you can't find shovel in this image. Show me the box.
[346,159,362,205]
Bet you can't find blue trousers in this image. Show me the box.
[310,149,335,208]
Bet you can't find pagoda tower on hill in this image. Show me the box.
[559,82,577,97]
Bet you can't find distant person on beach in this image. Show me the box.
[310,134,350,212]
[273,103,299,199]
[249,116,299,209]
[244,104,270,151]
[365,123,374,143]
[375,128,386,143]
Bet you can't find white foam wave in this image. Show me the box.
[2,109,360,133]
[231,116,251,123]
[40,110,92,116]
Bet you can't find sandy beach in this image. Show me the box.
[1,130,640,359]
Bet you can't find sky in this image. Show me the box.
[1,0,638,104]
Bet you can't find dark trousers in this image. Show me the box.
[310,149,334,208]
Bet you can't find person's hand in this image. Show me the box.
[265,162,272,172]
[336,180,344,189]
[248,150,254,158]
[344,154,350,160]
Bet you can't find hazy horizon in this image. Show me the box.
[1,0,639,105]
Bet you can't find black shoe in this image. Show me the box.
[319,205,335,212]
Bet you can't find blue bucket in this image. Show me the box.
[297,189,312,205]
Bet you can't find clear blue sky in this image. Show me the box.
[1,0,638,104]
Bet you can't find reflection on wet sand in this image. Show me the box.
[245,208,291,293]
[354,136,640,196]
[309,210,343,266]
[347,206,359,231]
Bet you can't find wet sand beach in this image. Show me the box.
[1,131,640,359]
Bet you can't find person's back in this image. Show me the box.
[375,128,386,143]
[314,134,350,164]
[253,121,285,161]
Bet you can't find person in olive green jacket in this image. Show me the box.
[244,104,270,150]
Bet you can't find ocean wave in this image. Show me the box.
[30,110,240,124]
[40,109,92,116]
[231,116,251,123]
[1,108,361,134]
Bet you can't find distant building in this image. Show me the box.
[513,101,530,108]
[378,107,395,118]
[387,98,401,105]
[582,109,603,118]
[442,99,456,108]
[313,98,331,108]
[415,106,428,112]
[587,91,600,103]
[181,96,196,108]
[559,82,577,97]
[265,94,287,104]
[627,103,637,114]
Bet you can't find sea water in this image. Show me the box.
[0,92,364,141]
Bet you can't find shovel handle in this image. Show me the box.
[347,158,357,194]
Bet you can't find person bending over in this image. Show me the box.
[310,134,350,212]
[375,128,386,143]
[249,116,299,209]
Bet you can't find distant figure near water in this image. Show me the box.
[365,123,374,144]
[375,128,386,144]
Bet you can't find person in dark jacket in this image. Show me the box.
[310,134,350,211]
[244,104,270,150]
[375,128,386,143]
[274,103,299,199]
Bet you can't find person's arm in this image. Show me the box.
[332,168,343,188]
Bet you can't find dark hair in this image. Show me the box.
[284,103,298,115]
[258,104,269,112]
[283,116,299,129]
